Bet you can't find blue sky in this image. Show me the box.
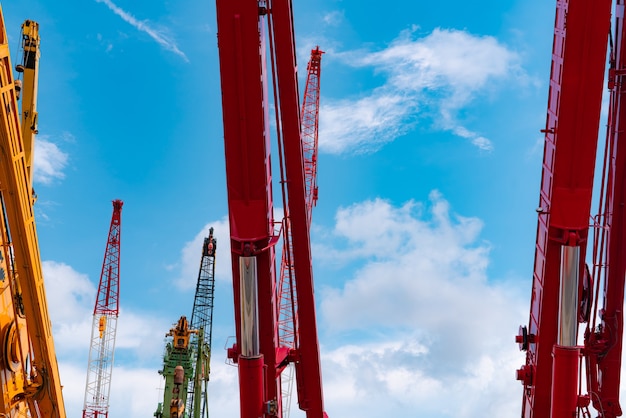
[2,0,609,417]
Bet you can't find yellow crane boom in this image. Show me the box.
[16,18,39,186]
[0,6,65,417]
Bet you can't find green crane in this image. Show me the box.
[155,229,216,418]
[187,229,217,418]
[154,316,196,418]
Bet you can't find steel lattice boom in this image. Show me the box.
[187,228,217,418]
[83,199,123,418]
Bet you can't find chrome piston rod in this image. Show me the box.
[239,256,260,357]
[558,245,579,347]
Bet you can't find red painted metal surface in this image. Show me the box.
[94,199,122,316]
[270,4,325,415]
[83,199,123,418]
[518,0,611,417]
[584,2,626,417]
[277,46,324,416]
[215,1,327,417]
[301,47,323,214]
[239,356,266,418]
[550,346,579,417]
[215,0,280,415]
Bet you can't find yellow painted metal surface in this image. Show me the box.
[0,6,66,417]
[18,19,39,185]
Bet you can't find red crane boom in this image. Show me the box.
[514,0,626,417]
[585,1,626,415]
[82,199,123,418]
[277,46,324,417]
[214,1,327,417]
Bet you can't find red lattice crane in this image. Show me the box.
[516,1,626,416]
[215,0,328,417]
[82,200,123,418]
[278,46,324,417]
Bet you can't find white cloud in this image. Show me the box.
[43,261,95,358]
[115,309,172,360]
[95,0,189,62]
[323,11,344,26]
[320,338,522,417]
[315,192,529,416]
[320,28,523,153]
[453,125,493,151]
[356,28,516,91]
[174,217,232,290]
[43,260,174,379]
[319,93,415,154]
[44,261,94,322]
[34,137,69,185]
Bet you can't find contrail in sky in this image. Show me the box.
[96,0,189,62]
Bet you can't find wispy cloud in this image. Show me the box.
[34,136,69,185]
[96,0,188,62]
[323,10,344,26]
[320,28,524,153]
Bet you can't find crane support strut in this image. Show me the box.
[215,1,328,417]
[516,0,626,417]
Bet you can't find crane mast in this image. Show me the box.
[83,199,123,418]
[0,8,66,417]
[215,0,327,417]
[187,229,217,418]
[514,0,626,416]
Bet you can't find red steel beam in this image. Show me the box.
[518,0,611,417]
[215,0,280,416]
[587,2,626,416]
[270,1,326,416]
